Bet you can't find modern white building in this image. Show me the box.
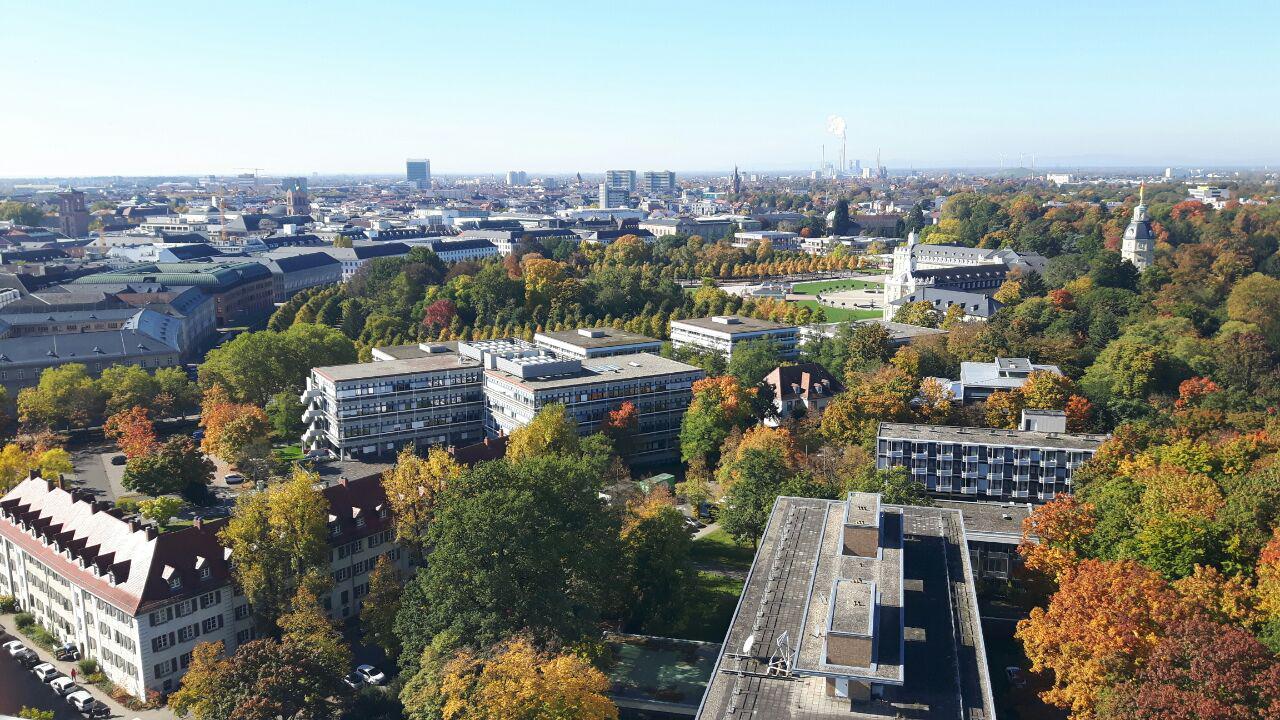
[605,170,637,192]
[532,327,663,359]
[669,315,800,361]
[599,184,631,209]
[506,170,528,186]
[731,230,800,250]
[641,170,676,194]
[301,342,486,461]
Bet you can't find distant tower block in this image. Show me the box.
[1121,183,1155,271]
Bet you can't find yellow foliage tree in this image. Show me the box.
[382,446,463,560]
[506,403,580,462]
[439,637,617,720]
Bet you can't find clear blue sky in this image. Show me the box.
[3,0,1277,177]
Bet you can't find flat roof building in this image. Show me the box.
[533,327,663,359]
[695,492,995,719]
[670,315,800,361]
[876,416,1108,502]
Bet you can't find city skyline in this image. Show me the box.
[3,0,1279,177]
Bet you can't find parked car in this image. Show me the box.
[110,454,127,466]
[3,639,29,655]
[354,664,387,686]
[304,449,335,463]
[223,473,244,485]
[1005,666,1026,688]
[192,429,205,441]
[51,676,82,696]
[67,689,98,713]
[342,671,364,690]
[56,641,81,661]
[33,661,62,682]
[14,648,40,667]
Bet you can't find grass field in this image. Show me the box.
[790,278,879,295]
[691,527,756,571]
[793,299,881,322]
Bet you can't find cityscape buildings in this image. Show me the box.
[669,315,800,361]
[405,158,431,189]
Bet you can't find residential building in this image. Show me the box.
[301,342,485,461]
[932,357,1062,403]
[875,413,1107,502]
[258,252,343,301]
[640,170,676,194]
[0,472,409,699]
[762,362,844,426]
[695,492,995,718]
[1122,185,1156,270]
[599,184,631,209]
[638,217,733,240]
[467,339,703,464]
[56,190,90,238]
[605,169,636,192]
[669,315,800,361]
[406,158,431,188]
[506,171,528,186]
[70,261,275,325]
[533,327,663,359]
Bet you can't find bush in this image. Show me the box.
[78,658,100,676]
[0,594,16,613]
[28,625,56,649]
[115,497,141,514]
[14,611,34,629]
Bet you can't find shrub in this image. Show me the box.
[115,497,141,514]
[78,658,100,676]
[28,625,56,649]
[0,594,16,613]
[14,611,34,629]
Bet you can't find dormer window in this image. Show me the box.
[169,576,182,590]
[199,566,212,581]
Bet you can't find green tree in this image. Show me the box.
[505,403,580,462]
[719,447,795,544]
[892,300,941,328]
[361,555,403,659]
[122,437,214,498]
[622,490,694,632]
[266,390,305,440]
[96,364,159,416]
[845,466,932,506]
[169,636,344,720]
[1226,272,1280,349]
[199,323,356,405]
[0,201,44,226]
[139,495,184,528]
[219,468,331,631]
[153,366,201,416]
[727,337,783,386]
[831,198,851,235]
[17,708,55,720]
[16,364,105,429]
[394,454,620,672]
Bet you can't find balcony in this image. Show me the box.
[303,406,321,423]
[300,387,323,404]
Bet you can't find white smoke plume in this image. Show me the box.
[826,115,847,138]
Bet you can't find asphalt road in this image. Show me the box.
[0,631,80,719]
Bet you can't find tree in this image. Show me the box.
[428,637,617,720]
[382,447,463,562]
[679,376,753,464]
[726,337,783,387]
[892,300,941,328]
[917,377,954,424]
[395,455,619,669]
[200,387,272,467]
[17,708,54,720]
[362,555,404,660]
[1226,272,1280,349]
[719,447,794,544]
[1100,616,1280,720]
[266,390,305,441]
[17,363,105,429]
[169,637,344,720]
[198,323,356,405]
[0,201,45,226]
[97,364,160,416]
[506,403,580,462]
[831,198,851,235]
[984,389,1026,429]
[219,467,331,631]
[1017,559,1186,719]
[139,496,184,528]
[1021,370,1076,410]
[277,584,351,693]
[422,299,457,330]
[621,487,694,631]
[602,401,639,457]
[103,406,157,458]
[844,466,933,506]
[1019,495,1097,579]
[122,437,214,498]
[0,444,72,493]
[153,366,201,417]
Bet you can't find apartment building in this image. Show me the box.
[669,315,800,361]
[875,412,1107,502]
[464,338,703,464]
[301,342,485,461]
[0,472,410,700]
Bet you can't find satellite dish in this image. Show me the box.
[741,634,756,656]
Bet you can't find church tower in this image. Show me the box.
[1121,184,1155,270]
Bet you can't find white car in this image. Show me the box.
[354,664,387,685]
[33,661,62,682]
[3,639,29,655]
[223,472,245,485]
[67,689,96,711]
[50,676,81,696]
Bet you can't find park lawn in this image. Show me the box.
[790,278,879,294]
[674,571,746,642]
[274,444,304,463]
[691,527,756,571]
[793,299,881,322]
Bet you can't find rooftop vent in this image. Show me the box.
[711,316,742,325]
[577,328,606,338]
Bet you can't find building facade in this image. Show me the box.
[599,184,631,209]
[640,171,676,194]
[406,158,431,188]
[669,315,800,361]
[605,170,637,192]
[875,417,1106,502]
[56,190,91,238]
[302,342,486,460]
[1122,185,1156,270]
[532,327,663,359]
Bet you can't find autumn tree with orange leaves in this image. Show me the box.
[1019,494,1097,579]
[103,406,157,459]
[679,376,753,464]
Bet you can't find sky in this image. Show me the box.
[2,0,1278,177]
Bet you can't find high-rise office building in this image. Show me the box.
[406,158,431,188]
[604,169,636,192]
[641,170,676,194]
[55,189,90,237]
[506,170,528,186]
[599,183,630,209]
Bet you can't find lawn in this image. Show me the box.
[793,299,881,322]
[274,444,304,463]
[673,571,745,642]
[790,278,879,295]
[691,527,756,571]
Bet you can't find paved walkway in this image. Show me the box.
[0,612,176,720]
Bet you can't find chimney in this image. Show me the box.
[144,526,158,540]
[339,477,348,487]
